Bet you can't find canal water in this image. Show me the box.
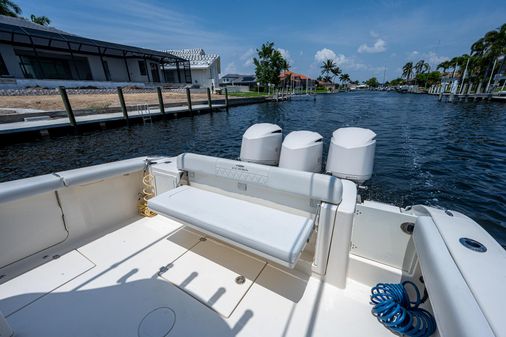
[1,91,505,246]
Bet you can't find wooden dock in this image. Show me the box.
[0,104,225,136]
[0,84,286,142]
[429,83,506,103]
[434,92,494,102]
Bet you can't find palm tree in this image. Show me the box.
[471,38,485,57]
[437,60,451,74]
[320,59,336,81]
[330,66,341,86]
[0,0,22,17]
[30,14,51,26]
[339,73,350,84]
[331,66,341,78]
[467,24,506,81]
[322,75,332,83]
[402,62,414,82]
[414,60,430,75]
[339,73,350,89]
[449,57,460,78]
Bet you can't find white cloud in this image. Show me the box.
[277,48,293,65]
[314,48,337,63]
[313,48,367,71]
[358,38,387,53]
[224,62,237,74]
[406,50,449,67]
[424,51,449,66]
[240,48,255,68]
[370,30,380,38]
[407,50,420,59]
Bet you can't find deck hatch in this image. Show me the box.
[160,238,266,317]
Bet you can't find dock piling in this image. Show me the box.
[225,88,229,112]
[58,86,77,127]
[186,88,193,114]
[117,87,129,122]
[207,88,213,112]
[157,87,165,115]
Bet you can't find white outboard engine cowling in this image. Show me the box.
[279,131,323,173]
[240,123,282,165]
[326,127,376,183]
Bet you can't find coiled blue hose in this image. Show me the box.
[371,281,436,337]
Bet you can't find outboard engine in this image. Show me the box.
[326,127,376,183]
[240,123,282,165]
[279,131,323,173]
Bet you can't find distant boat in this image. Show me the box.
[396,85,409,93]
[290,93,316,101]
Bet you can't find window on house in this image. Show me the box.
[102,60,111,81]
[138,60,147,76]
[15,50,92,80]
[19,55,72,80]
[0,53,9,76]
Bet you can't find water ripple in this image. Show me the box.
[1,91,505,246]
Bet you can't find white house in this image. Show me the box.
[165,49,220,90]
[0,15,192,89]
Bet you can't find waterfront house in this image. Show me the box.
[219,74,257,88]
[280,71,316,91]
[164,49,220,91]
[0,15,192,89]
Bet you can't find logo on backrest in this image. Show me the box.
[232,164,248,172]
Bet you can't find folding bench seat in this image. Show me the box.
[148,153,343,268]
[149,185,314,267]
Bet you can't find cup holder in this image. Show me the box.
[459,237,487,253]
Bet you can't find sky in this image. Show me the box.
[15,0,506,81]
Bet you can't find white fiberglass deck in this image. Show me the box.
[0,215,393,337]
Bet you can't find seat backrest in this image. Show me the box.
[177,153,342,212]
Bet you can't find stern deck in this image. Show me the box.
[0,215,393,337]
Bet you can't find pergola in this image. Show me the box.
[0,21,192,83]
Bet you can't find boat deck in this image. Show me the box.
[0,215,394,337]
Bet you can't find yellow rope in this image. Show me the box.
[138,171,157,217]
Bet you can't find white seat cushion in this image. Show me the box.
[148,186,314,267]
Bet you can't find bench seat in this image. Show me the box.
[148,185,314,267]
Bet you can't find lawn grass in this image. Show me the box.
[228,91,269,97]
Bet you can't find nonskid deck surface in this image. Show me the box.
[0,215,394,337]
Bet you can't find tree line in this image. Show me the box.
[436,23,506,86]
[393,23,506,88]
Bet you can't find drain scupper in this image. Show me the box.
[138,307,176,337]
